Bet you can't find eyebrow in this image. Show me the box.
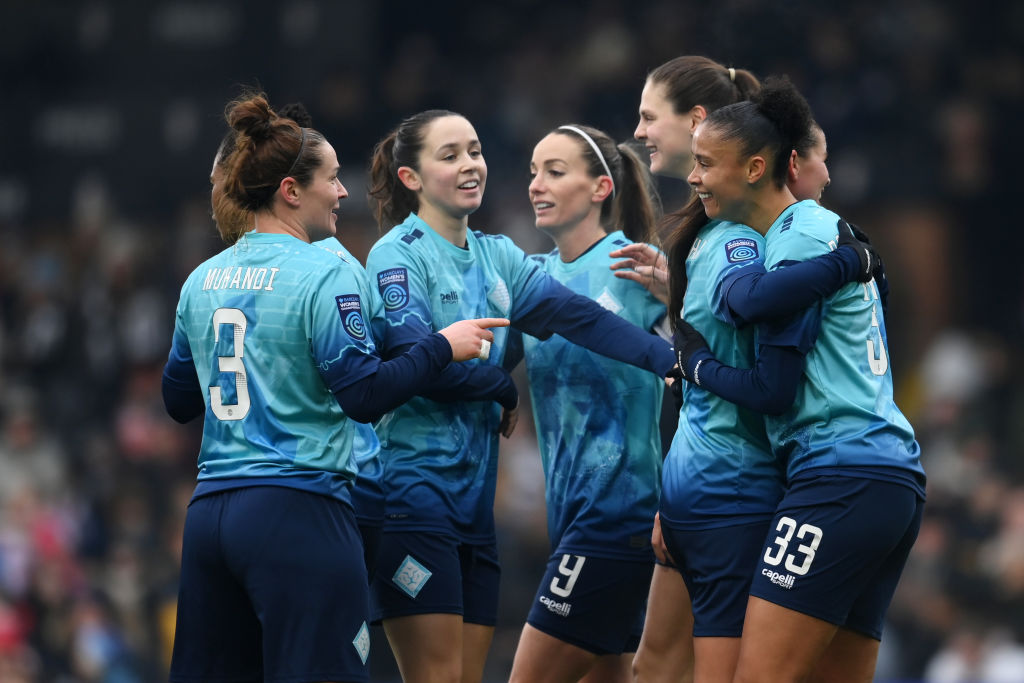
[435,140,480,153]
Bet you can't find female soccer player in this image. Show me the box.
[504,124,666,683]
[208,100,387,579]
[612,57,878,683]
[671,77,925,683]
[364,110,677,683]
[162,93,507,683]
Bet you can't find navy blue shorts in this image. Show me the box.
[370,531,501,626]
[170,486,371,683]
[660,518,773,637]
[526,552,652,655]
[748,474,924,640]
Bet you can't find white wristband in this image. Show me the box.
[478,339,491,360]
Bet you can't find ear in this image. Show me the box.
[397,166,421,192]
[688,105,708,133]
[278,176,301,208]
[787,149,800,184]
[592,176,614,203]
[747,155,768,184]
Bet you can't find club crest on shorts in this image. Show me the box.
[335,295,366,340]
[393,555,432,598]
[725,238,759,264]
[352,621,370,664]
[377,267,410,311]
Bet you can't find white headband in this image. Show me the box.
[558,125,615,198]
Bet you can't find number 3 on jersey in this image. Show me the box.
[763,517,823,576]
[210,308,250,421]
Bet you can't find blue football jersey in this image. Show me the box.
[313,238,385,523]
[522,231,665,559]
[760,201,924,489]
[365,213,574,542]
[168,232,383,502]
[662,221,786,528]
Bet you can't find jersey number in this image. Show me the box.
[210,308,250,421]
[862,283,888,376]
[763,516,823,576]
[549,554,586,597]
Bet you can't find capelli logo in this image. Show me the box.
[762,568,795,589]
[440,291,459,305]
[539,595,571,617]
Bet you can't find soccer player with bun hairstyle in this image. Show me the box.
[162,93,507,683]
[614,58,879,683]
[504,123,665,683]
[671,76,925,683]
[364,110,678,683]
[208,100,388,580]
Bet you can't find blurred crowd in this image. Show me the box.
[1,0,1022,680]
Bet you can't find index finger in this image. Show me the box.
[472,317,511,329]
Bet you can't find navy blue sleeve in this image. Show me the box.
[332,332,465,423]
[162,356,205,424]
[383,341,518,409]
[688,305,822,414]
[689,344,806,415]
[502,329,525,372]
[512,280,676,377]
[721,247,860,325]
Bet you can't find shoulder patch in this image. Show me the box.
[377,267,409,311]
[725,238,759,263]
[400,228,424,245]
[335,294,367,340]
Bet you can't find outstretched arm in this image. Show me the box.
[672,306,820,415]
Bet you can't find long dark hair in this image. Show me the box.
[367,109,460,230]
[648,57,761,326]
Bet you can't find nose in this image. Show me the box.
[338,182,349,199]
[686,163,700,187]
[634,120,645,140]
[529,173,543,195]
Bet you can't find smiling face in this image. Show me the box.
[296,141,347,242]
[635,79,695,178]
[687,122,754,224]
[528,132,606,238]
[407,115,487,225]
[790,125,830,203]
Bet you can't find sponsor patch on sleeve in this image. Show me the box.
[376,267,410,312]
[335,294,367,340]
[725,238,759,264]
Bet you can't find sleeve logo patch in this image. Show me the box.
[377,267,409,312]
[725,238,759,263]
[335,294,367,340]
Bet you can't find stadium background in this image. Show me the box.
[1,0,1022,680]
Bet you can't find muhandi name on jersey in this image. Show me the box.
[202,266,281,292]
[725,238,759,263]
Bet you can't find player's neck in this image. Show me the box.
[551,217,608,262]
[252,212,311,243]
[417,206,469,248]
[741,188,798,236]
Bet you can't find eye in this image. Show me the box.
[549,170,564,178]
